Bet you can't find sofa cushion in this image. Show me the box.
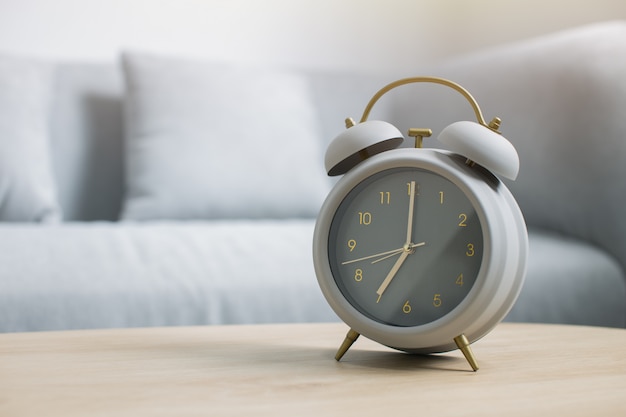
[0,220,337,332]
[0,224,622,332]
[120,52,329,220]
[505,228,625,327]
[0,55,61,222]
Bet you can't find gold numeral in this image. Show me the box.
[458,213,468,227]
[433,294,442,307]
[402,300,412,314]
[466,243,475,257]
[379,191,391,205]
[358,212,372,225]
[354,269,363,282]
[456,273,464,286]
[439,191,444,205]
[348,239,357,252]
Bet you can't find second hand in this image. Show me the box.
[342,242,425,265]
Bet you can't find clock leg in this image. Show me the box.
[335,328,360,361]
[453,333,479,371]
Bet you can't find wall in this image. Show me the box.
[0,0,625,71]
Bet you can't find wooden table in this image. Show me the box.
[1,322,625,416]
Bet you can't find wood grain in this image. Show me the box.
[1,323,625,416]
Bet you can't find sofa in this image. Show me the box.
[1,22,625,332]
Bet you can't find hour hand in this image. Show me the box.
[375,242,425,302]
[376,249,410,303]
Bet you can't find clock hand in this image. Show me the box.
[376,248,410,303]
[342,241,426,266]
[405,180,417,246]
[341,247,404,265]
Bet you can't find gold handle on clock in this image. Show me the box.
[358,76,502,133]
[324,75,518,178]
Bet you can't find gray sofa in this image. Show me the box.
[1,22,624,332]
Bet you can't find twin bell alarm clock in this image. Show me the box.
[312,77,528,371]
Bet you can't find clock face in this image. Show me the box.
[328,167,484,327]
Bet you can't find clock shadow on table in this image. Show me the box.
[333,349,473,373]
[223,343,472,374]
[230,341,471,373]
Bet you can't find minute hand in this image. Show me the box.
[405,180,416,245]
[376,181,418,302]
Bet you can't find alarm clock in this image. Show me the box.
[312,77,528,371]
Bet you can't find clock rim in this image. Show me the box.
[312,148,528,353]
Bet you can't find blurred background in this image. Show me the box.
[1,0,625,332]
[0,0,625,69]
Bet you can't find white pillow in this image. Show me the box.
[0,55,61,222]
[121,52,329,220]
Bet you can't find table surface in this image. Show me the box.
[1,322,625,416]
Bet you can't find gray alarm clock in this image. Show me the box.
[312,77,528,371]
